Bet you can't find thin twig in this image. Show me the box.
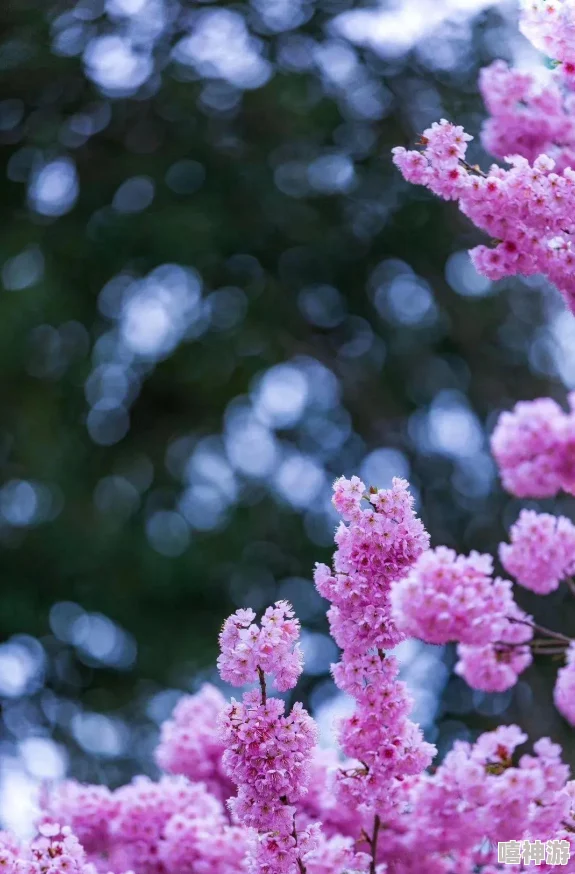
[494,638,566,653]
[459,159,488,178]
[257,665,267,705]
[508,617,574,645]
[531,647,569,654]
[288,801,306,874]
[368,815,381,874]
[530,638,569,653]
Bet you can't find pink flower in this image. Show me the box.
[217,603,320,874]
[491,394,575,498]
[392,117,575,314]
[217,601,303,692]
[315,476,434,828]
[154,684,234,801]
[39,783,116,856]
[521,0,575,83]
[500,509,575,593]
[491,397,567,498]
[391,547,513,645]
[455,605,534,692]
[479,61,575,172]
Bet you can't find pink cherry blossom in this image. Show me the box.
[218,601,303,692]
[500,509,575,593]
[455,604,534,693]
[391,546,513,646]
[154,683,233,801]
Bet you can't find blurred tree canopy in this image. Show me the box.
[0,0,574,804]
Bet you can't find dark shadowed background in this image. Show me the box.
[1,0,574,829]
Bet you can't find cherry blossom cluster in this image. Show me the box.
[218,691,323,874]
[217,601,303,692]
[156,689,363,849]
[479,60,575,171]
[491,394,575,497]
[314,476,435,860]
[390,544,537,693]
[315,475,429,655]
[500,508,575,593]
[393,121,575,313]
[217,603,331,874]
[0,824,106,874]
[391,546,512,645]
[405,725,573,862]
[28,681,575,874]
[154,682,233,800]
[391,0,575,313]
[18,475,575,874]
[18,421,575,874]
[38,692,371,874]
[41,774,246,874]
[455,601,534,693]
[520,0,575,82]
[37,781,115,856]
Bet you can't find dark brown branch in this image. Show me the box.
[508,617,574,645]
[257,665,267,705]
[368,815,381,874]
